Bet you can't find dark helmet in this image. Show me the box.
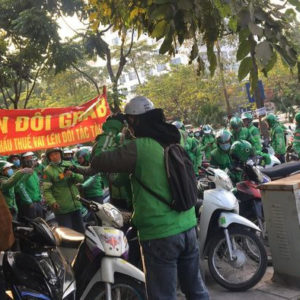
[45,148,63,161]
[7,154,20,163]
[75,147,91,165]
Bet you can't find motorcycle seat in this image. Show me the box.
[261,161,300,180]
[53,227,84,248]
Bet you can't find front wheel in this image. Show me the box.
[88,274,146,300]
[207,226,267,291]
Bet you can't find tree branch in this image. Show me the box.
[0,87,9,109]
[71,63,100,94]
[24,67,41,108]
[125,29,135,58]
[99,24,113,35]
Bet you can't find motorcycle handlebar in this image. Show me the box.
[76,195,99,212]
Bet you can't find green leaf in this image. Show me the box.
[236,39,251,61]
[255,41,272,67]
[274,44,297,67]
[207,41,217,76]
[150,5,174,20]
[239,28,250,42]
[228,16,237,32]
[151,20,169,40]
[159,30,173,54]
[177,0,193,10]
[238,57,252,81]
[248,22,263,37]
[189,42,198,62]
[249,68,258,94]
[264,50,277,73]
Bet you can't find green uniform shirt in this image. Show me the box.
[88,120,197,241]
[42,161,84,214]
[231,127,249,142]
[210,147,232,170]
[270,123,286,155]
[293,126,300,156]
[200,134,216,161]
[248,124,262,152]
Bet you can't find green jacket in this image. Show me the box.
[17,171,41,204]
[248,124,262,152]
[293,126,300,156]
[0,170,28,212]
[42,161,84,214]
[86,119,196,241]
[231,127,249,142]
[200,134,216,161]
[210,147,232,170]
[82,174,103,198]
[270,123,286,155]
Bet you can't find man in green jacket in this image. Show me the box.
[265,113,286,163]
[293,112,300,158]
[0,160,33,219]
[42,148,85,233]
[76,97,209,299]
[210,129,232,170]
[200,125,216,161]
[241,112,262,152]
[15,152,44,219]
[230,116,250,142]
[75,147,104,203]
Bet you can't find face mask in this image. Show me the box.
[13,159,20,168]
[7,168,14,177]
[220,143,231,151]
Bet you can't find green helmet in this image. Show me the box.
[230,140,253,162]
[0,160,13,173]
[265,113,277,127]
[75,147,91,164]
[295,112,300,124]
[241,112,253,121]
[230,117,243,130]
[46,148,63,161]
[216,129,232,152]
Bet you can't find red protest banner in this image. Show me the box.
[0,93,110,155]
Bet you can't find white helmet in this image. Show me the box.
[124,96,154,115]
[22,152,35,158]
[172,121,184,129]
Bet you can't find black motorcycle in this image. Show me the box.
[3,218,76,300]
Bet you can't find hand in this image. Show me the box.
[52,202,60,210]
[20,168,34,174]
[69,165,78,173]
[64,170,73,177]
[107,113,126,123]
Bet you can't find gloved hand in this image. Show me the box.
[20,168,34,174]
[107,113,126,124]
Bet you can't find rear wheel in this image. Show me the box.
[88,274,146,300]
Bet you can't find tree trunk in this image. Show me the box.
[249,34,269,142]
[216,40,231,117]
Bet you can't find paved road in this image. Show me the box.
[178,265,300,300]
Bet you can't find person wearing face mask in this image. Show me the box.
[210,129,233,170]
[7,154,21,169]
[42,148,85,233]
[72,96,209,300]
[0,160,33,219]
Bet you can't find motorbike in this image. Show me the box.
[261,144,281,168]
[3,218,76,300]
[54,196,145,300]
[261,160,300,180]
[197,167,267,291]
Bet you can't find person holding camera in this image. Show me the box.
[42,148,85,233]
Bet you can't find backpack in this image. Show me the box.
[135,143,198,212]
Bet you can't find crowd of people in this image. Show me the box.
[1,95,300,299]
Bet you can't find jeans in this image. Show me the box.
[20,202,44,219]
[140,227,209,300]
[55,210,85,233]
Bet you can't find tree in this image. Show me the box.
[136,64,245,127]
[0,0,83,109]
[86,0,299,95]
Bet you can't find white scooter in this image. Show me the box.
[53,197,145,300]
[262,145,281,168]
[197,167,267,291]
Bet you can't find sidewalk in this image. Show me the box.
[179,266,300,300]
